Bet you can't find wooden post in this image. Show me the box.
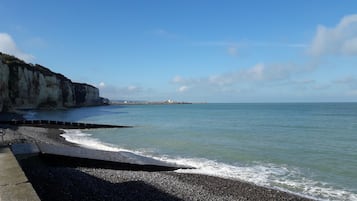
[0,129,5,144]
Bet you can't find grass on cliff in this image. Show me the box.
[0,52,27,65]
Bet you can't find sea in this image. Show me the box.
[25,103,357,201]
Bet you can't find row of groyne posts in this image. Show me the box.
[0,129,4,143]
[0,120,132,130]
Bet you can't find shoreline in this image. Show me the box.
[0,124,314,201]
[21,158,315,201]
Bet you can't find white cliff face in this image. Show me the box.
[15,67,62,108]
[84,85,100,105]
[62,81,75,107]
[38,74,62,107]
[0,53,104,112]
[9,65,63,109]
[73,83,101,106]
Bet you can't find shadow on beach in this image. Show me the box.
[19,156,183,201]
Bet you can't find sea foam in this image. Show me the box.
[61,129,133,153]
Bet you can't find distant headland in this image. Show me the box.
[110,99,198,105]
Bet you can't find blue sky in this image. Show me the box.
[1,0,357,102]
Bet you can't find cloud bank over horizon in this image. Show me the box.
[169,14,357,102]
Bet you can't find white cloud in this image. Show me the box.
[206,63,267,86]
[347,90,357,96]
[127,85,139,91]
[334,76,357,89]
[292,79,316,85]
[193,41,307,48]
[0,33,35,62]
[193,40,306,58]
[97,83,145,100]
[154,29,168,36]
[98,82,105,88]
[172,76,183,83]
[309,14,357,56]
[247,63,264,80]
[251,42,307,48]
[172,62,308,92]
[178,86,189,92]
[152,29,177,39]
[25,37,47,49]
[227,46,239,56]
[193,41,237,47]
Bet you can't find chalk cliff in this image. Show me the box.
[0,52,108,112]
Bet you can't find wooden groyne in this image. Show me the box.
[11,143,192,172]
[0,120,132,129]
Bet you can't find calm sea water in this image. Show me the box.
[27,103,357,200]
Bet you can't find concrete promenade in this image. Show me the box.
[0,147,40,201]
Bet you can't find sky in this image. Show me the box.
[1,0,357,102]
